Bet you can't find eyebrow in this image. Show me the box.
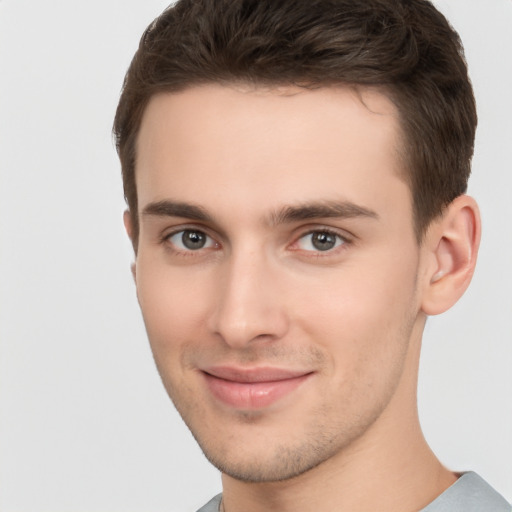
[268,200,379,226]
[142,200,214,222]
[141,199,379,225]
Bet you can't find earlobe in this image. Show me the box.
[421,195,481,316]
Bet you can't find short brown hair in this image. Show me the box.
[113,0,477,247]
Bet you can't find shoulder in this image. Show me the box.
[196,493,222,512]
[421,472,511,512]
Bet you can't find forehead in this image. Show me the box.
[135,84,409,223]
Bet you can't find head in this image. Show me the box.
[114,0,477,250]
[113,0,480,485]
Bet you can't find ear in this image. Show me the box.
[123,210,137,280]
[420,195,481,316]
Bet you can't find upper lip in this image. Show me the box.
[202,366,312,383]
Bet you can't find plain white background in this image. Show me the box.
[0,1,510,510]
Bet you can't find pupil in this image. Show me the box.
[182,230,206,250]
[312,232,336,251]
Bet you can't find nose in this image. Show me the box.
[208,247,289,349]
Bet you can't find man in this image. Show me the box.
[113,1,510,510]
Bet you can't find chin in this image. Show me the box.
[201,441,331,483]
[188,410,364,484]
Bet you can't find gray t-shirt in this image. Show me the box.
[196,472,510,512]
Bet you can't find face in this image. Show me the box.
[132,84,428,482]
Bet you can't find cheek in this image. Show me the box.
[135,260,211,363]
[297,250,420,377]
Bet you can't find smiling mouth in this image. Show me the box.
[201,366,313,409]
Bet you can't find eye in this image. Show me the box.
[296,230,345,252]
[167,229,216,251]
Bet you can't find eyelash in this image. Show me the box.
[291,228,350,256]
[161,227,218,255]
[160,226,351,257]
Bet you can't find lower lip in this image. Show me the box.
[202,373,311,409]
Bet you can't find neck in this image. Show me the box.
[220,326,457,512]
[222,423,455,512]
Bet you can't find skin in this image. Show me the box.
[126,84,480,512]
